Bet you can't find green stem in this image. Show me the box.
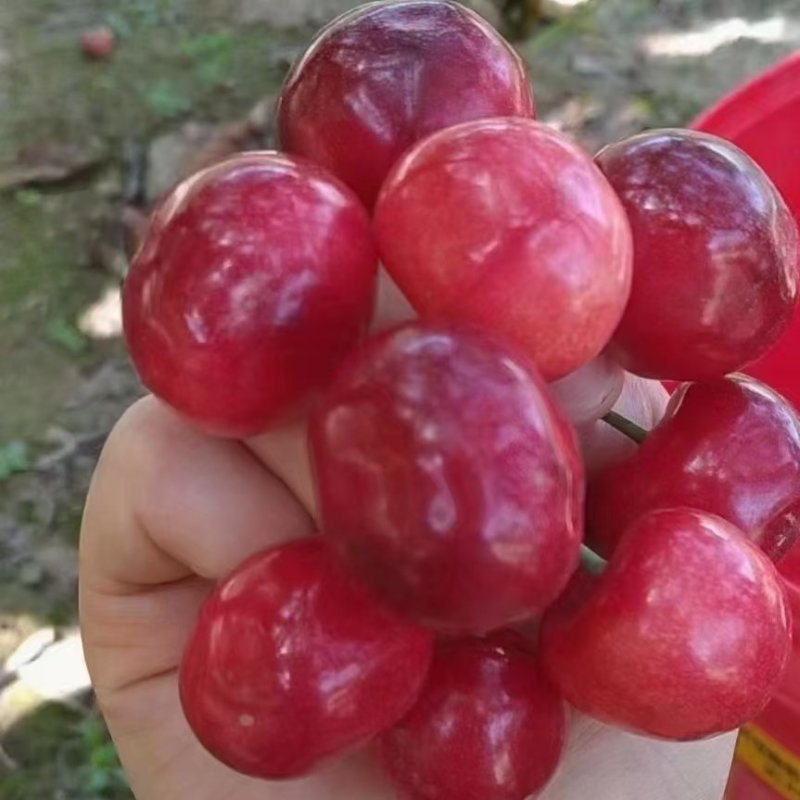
[580,544,608,576]
[602,411,648,444]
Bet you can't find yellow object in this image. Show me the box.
[733,724,800,799]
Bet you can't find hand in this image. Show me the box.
[80,280,736,800]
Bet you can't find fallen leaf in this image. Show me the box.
[0,141,105,192]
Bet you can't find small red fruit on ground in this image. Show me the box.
[81,26,115,60]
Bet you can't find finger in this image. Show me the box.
[578,373,669,474]
[106,671,396,800]
[82,396,313,589]
[372,267,415,333]
[550,354,626,427]
[80,396,314,692]
[81,575,212,697]
[247,419,317,521]
[541,714,735,800]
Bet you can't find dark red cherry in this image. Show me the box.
[179,538,434,779]
[278,0,534,208]
[597,128,799,381]
[380,632,567,800]
[310,322,584,634]
[123,152,377,437]
[587,374,800,561]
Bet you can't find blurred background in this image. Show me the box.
[0,0,798,797]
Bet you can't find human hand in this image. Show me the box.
[80,281,735,800]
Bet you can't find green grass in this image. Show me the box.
[1,706,131,800]
[0,442,30,482]
[0,0,292,442]
[0,189,103,441]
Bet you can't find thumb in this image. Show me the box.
[576,372,670,474]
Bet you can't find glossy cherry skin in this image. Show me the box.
[179,538,434,779]
[380,632,566,800]
[375,118,633,380]
[277,0,534,208]
[597,128,799,381]
[541,508,792,741]
[123,152,377,437]
[310,322,585,634]
[587,374,800,561]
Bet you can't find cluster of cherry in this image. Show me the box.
[121,2,800,798]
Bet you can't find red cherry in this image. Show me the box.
[380,632,566,800]
[81,26,115,60]
[277,0,534,208]
[541,508,792,740]
[179,538,433,779]
[587,374,800,561]
[374,118,633,380]
[597,128,799,381]
[310,322,584,634]
[122,152,377,437]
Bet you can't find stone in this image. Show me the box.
[145,122,217,203]
[18,561,43,588]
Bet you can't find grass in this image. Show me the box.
[0,0,293,443]
[0,188,103,441]
[0,706,130,800]
[0,442,30,482]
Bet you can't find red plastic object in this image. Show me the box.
[698,53,800,800]
[693,53,800,408]
[723,553,800,800]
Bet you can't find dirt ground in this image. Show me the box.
[0,0,798,796]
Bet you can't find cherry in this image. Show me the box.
[179,538,433,779]
[596,128,799,381]
[122,152,377,437]
[380,632,566,800]
[277,0,534,208]
[541,508,792,741]
[309,322,584,634]
[81,26,115,60]
[374,118,633,381]
[587,374,800,561]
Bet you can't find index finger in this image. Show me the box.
[80,396,315,696]
[81,396,313,591]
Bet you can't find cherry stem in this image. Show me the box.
[580,544,607,576]
[602,411,648,444]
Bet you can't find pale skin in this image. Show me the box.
[79,279,736,800]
